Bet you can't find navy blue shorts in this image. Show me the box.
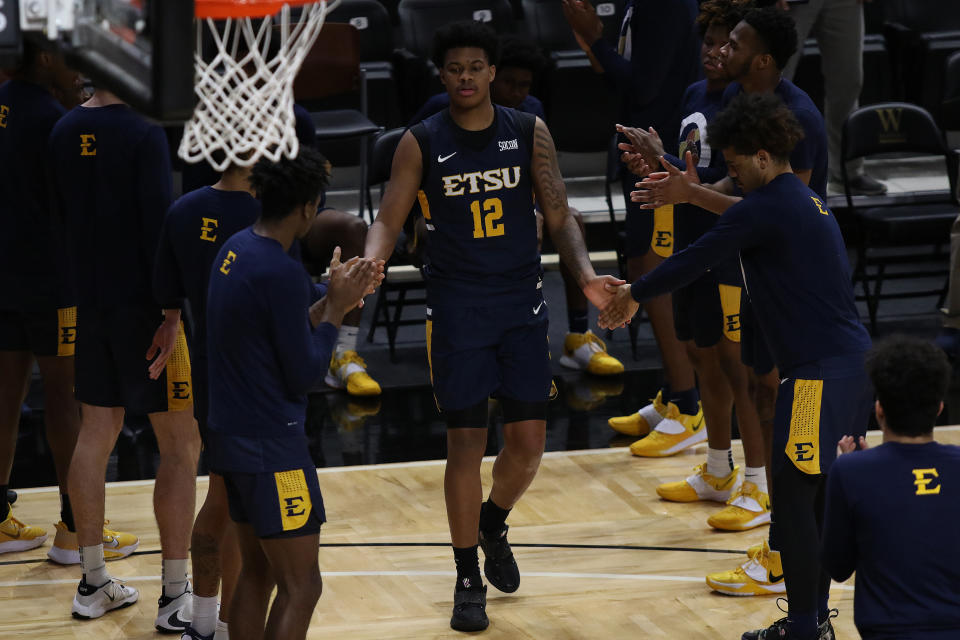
[223,467,326,539]
[773,354,873,477]
[673,275,743,349]
[426,299,552,413]
[75,306,193,414]
[740,294,775,376]
[623,173,675,259]
[0,306,77,357]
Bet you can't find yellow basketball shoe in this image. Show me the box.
[0,506,48,554]
[560,331,625,376]
[705,540,785,596]
[47,520,139,564]
[656,463,741,503]
[608,390,669,437]
[325,350,382,396]
[707,481,772,531]
[629,402,707,457]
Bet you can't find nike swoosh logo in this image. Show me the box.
[167,608,189,629]
[768,571,784,583]
[438,152,457,163]
[104,536,120,549]
[533,302,544,315]
[780,378,791,385]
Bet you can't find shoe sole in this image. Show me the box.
[559,354,623,376]
[631,428,708,457]
[48,539,139,565]
[0,534,48,554]
[450,618,489,632]
[705,578,785,596]
[708,511,772,531]
[72,592,140,619]
[325,373,381,397]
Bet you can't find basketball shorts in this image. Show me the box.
[772,353,872,477]
[223,467,325,539]
[0,306,77,357]
[740,293,775,376]
[623,172,675,259]
[426,298,552,414]
[75,306,193,415]
[673,274,743,349]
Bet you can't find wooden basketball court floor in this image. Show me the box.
[4,427,958,639]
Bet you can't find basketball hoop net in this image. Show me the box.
[178,0,336,171]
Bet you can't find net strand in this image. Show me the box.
[178,2,330,171]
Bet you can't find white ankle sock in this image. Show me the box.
[215,620,230,640]
[80,544,109,587]
[706,448,733,477]
[162,558,189,598]
[335,325,359,355]
[191,595,219,636]
[745,466,768,493]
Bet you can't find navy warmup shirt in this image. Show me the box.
[0,79,71,309]
[409,92,546,127]
[205,228,337,473]
[722,79,829,197]
[821,442,960,639]
[631,173,870,372]
[48,104,173,312]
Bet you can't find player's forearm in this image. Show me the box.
[549,213,596,288]
[687,183,741,215]
[364,220,401,263]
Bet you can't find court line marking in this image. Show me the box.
[18,426,942,494]
[0,571,854,590]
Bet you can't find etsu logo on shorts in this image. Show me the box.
[60,326,77,345]
[725,313,741,333]
[284,495,307,518]
[0,105,9,128]
[80,134,97,156]
[498,139,518,151]
[170,381,191,400]
[793,442,815,462]
[912,468,941,495]
[654,229,672,248]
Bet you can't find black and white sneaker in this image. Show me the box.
[156,586,192,633]
[5,489,16,505]
[180,627,214,640]
[72,578,139,619]
[450,585,488,632]
[478,524,520,593]
[818,609,839,640]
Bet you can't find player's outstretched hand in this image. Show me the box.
[630,151,699,209]
[597,283,639,330]
[837,435,869,454]
[618,147,652,177]
[562,0,603,46]
[582,274,627,310]
[146,312,180,380]
[616,124,664,171]
[327,249,380,315]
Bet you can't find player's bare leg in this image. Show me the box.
[189,473,242,633]
[35,355,80,492]
[229,523,274,640]
[0,352,32,495]
[69,405,125,549]
[686,343,734,452]
[260,533,323,640]
[445,428,489,548]
[488,420,547,510]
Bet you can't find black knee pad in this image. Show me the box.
[500,396,547,423]
[442,400,489,429]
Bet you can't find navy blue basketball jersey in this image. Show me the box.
[411,106,542,306]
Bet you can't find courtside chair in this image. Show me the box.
[293,22,383,218]
[522,0,625,51]
[841,102,960,334]
[942,51,960,133]
[364,128,428,361]
[397,0,515,58]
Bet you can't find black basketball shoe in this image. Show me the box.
[450,584,488,632]
[6,489,16,505]
[478,524,520,593]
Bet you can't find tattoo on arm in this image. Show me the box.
[533,120,595,286]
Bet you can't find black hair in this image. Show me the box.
[697,0,753,38]
[707,92,804,162]
[248,146,330,221]
[867,335,951,437]
[742,6,797,70]
[431,20,500,70]
[497,35,547,76]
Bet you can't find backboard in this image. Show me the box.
[5,0,194,121]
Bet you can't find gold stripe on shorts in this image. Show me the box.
[165,321,193,412]
[57,306,77,356]
[718,284,742,344]
[786,379,823,474]
[650,204,674,257]
[275,469,313,531]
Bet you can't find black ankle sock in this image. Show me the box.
[567,308,588,334]
[60,493,76,531]
[0,485,8,521]
[479,499,511,535]
[668,387,699,415]
[453,545,481,590]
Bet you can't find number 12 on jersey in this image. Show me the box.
[471,198,505,239]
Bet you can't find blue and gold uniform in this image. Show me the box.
[410,106,551,417]
[665,80,743,349]
[48,103,191,414]
[206,228,333,537]
[630,173,873,474]
[0,79,75,357]
[822,442,960,639]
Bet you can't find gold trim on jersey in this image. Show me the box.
[275,469,312,531]
[57,306,77,357]
[165,321,193,412]
[786,379,823,474]
[417,190,432,220]
[718,285,742,344]
[651,205,674,257]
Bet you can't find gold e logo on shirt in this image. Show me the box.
[80,134,97,156]
[811,197,829,216]
[200,217,219,242]
[219,250,237,274]
[0,105,9,128]
[912,468,941,495]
